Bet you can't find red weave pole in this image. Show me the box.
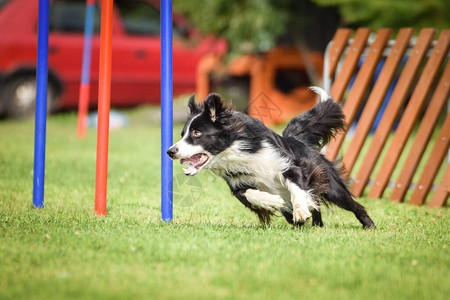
[95,0,113,216]
[77,84,90,138]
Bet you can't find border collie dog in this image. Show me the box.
[167,87,375,229]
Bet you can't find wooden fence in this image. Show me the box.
[323,28,449,207]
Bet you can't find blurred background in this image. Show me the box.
[0,0,448,121]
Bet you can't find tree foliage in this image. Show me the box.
[174,0,289,55]
[313,0,450,29]
[174,0,449,56]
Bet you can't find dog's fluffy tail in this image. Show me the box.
[282,87,346,149]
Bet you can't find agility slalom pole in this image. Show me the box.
[94,0,113,216]
[77,0,96,138]
[33,0,50,208]
[161,0,173,222]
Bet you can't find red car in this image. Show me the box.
[0,0,227,118]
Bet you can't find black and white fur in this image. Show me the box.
[167,87,375,229]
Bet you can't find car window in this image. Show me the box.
[115,0,160,35]
[115,0,182,36]
[49,0,101,33]
[0,0,11,10]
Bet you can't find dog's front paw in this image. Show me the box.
[293,205,312,223]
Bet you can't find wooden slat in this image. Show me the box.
[391,61,450,202]
[409,115,450,206]
[369,30,450,198]
[329,28,371,103]
[328,29,353,78]
[326,29,392,162]
[429,165,449,208]
[351,28,436,197]
[341,28,414,175]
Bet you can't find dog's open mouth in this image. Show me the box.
[180,153,209,176]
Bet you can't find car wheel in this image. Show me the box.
[3,75,58,119]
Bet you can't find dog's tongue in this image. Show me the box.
[181,154,208,175]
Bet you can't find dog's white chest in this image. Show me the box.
[209,141,290,194]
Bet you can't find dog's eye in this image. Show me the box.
[191,130,202,138]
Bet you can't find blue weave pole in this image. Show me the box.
[81,1,95,86]
[33,0,50,208]
[77,0,96,138]
[161,0,173,222]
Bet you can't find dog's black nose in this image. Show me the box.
[167,147,177,159]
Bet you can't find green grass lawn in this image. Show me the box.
[0,109,448,300]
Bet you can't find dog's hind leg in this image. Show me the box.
[281,209,322,227]
[281,210,295,225]
[325,175,376,229]
[311,209,323,227]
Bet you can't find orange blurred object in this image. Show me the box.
[197,47,323,125]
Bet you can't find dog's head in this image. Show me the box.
[167,93,236,176]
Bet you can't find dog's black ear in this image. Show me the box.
[203,93,224,122]
[187,93,201,115]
